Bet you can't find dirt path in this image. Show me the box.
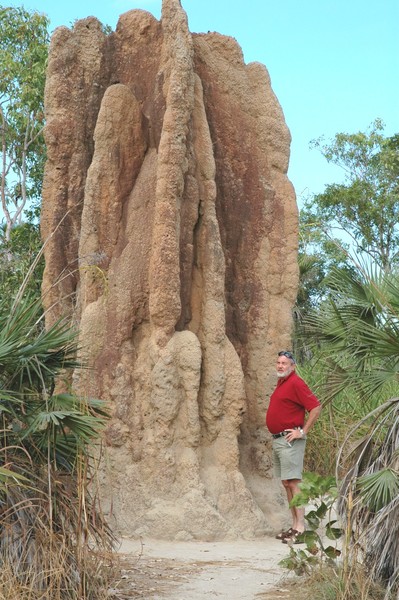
[112,537,295,599]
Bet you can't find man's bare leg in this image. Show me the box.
[282,478,305,532]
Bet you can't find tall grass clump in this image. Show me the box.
[0,293,116,599]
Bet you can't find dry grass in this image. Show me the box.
[0,550,118,600]
[259,566,392,600]
[0,462,117,599]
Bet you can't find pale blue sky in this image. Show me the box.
[10,0,399,204]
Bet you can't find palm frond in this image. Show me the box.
[304,268,399,405]
[0,466,30,486]
[357,468,399,512]
[337,398,399,590]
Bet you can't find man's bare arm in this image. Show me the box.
[285,405,322,442]
[303,405,322,435]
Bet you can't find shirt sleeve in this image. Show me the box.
[293,377,320,411]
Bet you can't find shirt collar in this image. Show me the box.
[276,370,295,385]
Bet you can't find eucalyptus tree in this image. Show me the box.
[303,120,399,273]
[0,5,49,240]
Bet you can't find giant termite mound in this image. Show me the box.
[41,0,299,539]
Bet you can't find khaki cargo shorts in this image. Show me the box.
[272,436,307,480]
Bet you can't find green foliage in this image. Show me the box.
[279,473,342,576]
[304,119,399,272]
[300,264,399,594]
[0,5,49,236]
[0,296,106,465]
[297,212,354,312]
[303,266,399,406]
[337,398,399,592]
[295,361,367,476]
[0,465,29,485]
[0,221,43,305]
[295,252,326,323]
[290,472,337,507]
[295,120,399,364]
[0,294,114,596]
[277,466,398,595]
[357,468,399,512]
[293,120,399,599]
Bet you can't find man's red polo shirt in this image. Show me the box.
[266,371,320,434]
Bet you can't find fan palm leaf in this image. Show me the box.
[357,468,399,512]
[304,266,399,405]
[0,297,79,395]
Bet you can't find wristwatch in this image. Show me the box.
[299,428,304,437]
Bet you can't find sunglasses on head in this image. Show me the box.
[278,350,295,362]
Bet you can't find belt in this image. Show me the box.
[272,431,288,439]
[272,427,303,439]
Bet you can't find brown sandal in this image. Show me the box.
[275,527,294,540]
[282,529,305,544]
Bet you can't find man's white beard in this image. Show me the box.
[276,368,292,378]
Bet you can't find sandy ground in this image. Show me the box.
[111,536,296,599]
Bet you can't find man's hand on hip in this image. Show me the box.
[285,428,304,443]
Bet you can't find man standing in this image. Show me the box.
[266,350,321,544]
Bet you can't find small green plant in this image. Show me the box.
[279,472,342,576]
